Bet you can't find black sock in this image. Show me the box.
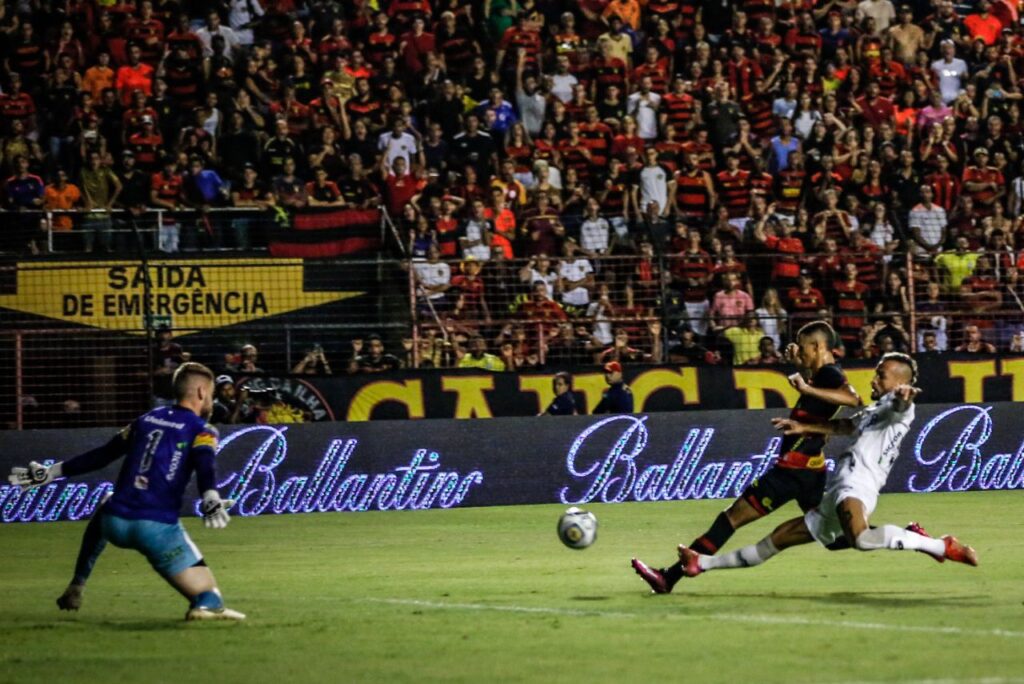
[71,511,107,586]
[661,513,736,585]
[689,512,736,555]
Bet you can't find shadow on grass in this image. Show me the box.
[570,596,612,601]
[692,591,991,607]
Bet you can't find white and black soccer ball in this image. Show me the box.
[557,507,597,550]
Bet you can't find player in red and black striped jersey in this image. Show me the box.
[632,320,861,594]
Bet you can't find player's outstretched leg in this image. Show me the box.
[650,497,762,591]
[840,500,978,566]
[169,564,246,621]
[58,502,110,611]
[679,516,814,577]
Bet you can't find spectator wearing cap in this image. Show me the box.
[593,360,634,414]
[211,375,251,424]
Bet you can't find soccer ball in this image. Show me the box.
[557,507,597,550]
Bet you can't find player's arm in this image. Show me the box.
[890,384,920,413]
[7,425,132,490]
[771,416,856,436]
[190,426,235,529]
[788,370,863,407]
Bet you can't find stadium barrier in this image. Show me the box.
[2,243,1022,428]
[231,354,1024,421]
[1,402,1021,523]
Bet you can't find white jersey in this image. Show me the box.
[805,392,915,546]
[839,391,915,492]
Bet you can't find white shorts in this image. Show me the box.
[804,457,880,546]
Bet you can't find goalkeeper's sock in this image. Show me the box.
[71,511,108,586]
[190,589,224,611]
[662,512,735,583]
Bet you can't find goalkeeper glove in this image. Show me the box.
[8,461,62,491]
[201,490,236,529]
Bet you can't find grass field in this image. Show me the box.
[1,491,1023,684]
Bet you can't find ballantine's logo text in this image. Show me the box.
[1,404,1022,523]
[0,426,484,523]
[559,415,781,505]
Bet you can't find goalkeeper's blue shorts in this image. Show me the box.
[101,513,202,578]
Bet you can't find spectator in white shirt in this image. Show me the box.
[413,245,451,305]
[579,198,612,256]
[857,0,896,32]
[634,147,671,218]
[908,184,947,256]
[548,55,579,104]
[627,76,661,140]
[378,118,421,169]
[558,240,595,307]
[931,39,968,104]
[460,200,493,261]
[196,10,241,58]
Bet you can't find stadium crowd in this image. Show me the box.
[1,0,1024,368]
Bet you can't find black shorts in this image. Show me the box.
[741,467,827,515]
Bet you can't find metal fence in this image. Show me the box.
[2,236,1022,427]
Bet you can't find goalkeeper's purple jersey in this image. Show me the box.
[103,406,219,524]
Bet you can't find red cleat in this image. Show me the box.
[677,545,703,577]
[631,558,671,594]
[906,522,943,563]
[942,536,979,567]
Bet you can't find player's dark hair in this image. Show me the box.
[880,352,918,384]
[173,362,215,401]
[796,320,838,347]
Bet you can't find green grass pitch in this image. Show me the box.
[1,491,1023,684]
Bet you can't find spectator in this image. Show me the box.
[42,168,81,251]
[592,361,634,414]
[955,325,997,353]
[356,334,402,372]
[413,245,452,310]
[935,236,980,292]
[542,372,578,416]
[710,272,755,333]
[557,240,595,309]
[755,288,788,348]
[226,344,263,373]
[458,335,506,371]
[292,346,332,375]
[596,328,647,365]
[79,151,122,252]
[723,312,766,366]
[748,336,783,365]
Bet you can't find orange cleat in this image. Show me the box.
[941,536,979,567]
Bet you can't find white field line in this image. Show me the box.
[829,680,1024,684]
[361,597,1024,640]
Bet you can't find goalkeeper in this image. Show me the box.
[7,362,245,621]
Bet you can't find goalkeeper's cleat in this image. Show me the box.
[185,606,246,621]
[631,558,671,594]
[941,536,979,567]
[906,522,943,563]
[677,545,703,577]
[56,584,84,611]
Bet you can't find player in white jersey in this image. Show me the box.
[676,353,979,578]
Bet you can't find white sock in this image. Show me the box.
[699,537,779,571]
[855,525,946,556]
